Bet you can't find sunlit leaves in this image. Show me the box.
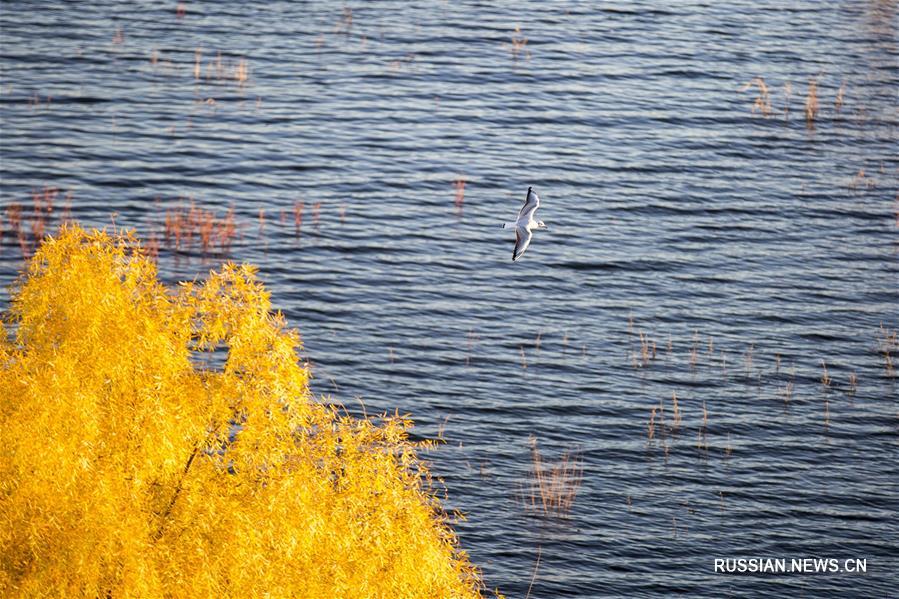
[0,225,481,597]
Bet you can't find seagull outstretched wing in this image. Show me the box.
[517,186,540,222]
[513,225,533,261]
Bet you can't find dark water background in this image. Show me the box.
[2,1,898,596]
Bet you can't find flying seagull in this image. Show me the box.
[503,186,547,261]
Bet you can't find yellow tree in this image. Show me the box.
[0,225,482,597]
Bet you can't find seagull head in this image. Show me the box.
[536,220,547,229]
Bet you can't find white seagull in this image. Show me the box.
[503,186,547,261]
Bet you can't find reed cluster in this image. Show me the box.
[738,75,851,127]
[525,437,583,515]
[631,330,659,368]
[849,168,877,191]
[334,6,353,34]
[739,77,772,117]
[628,316,896,463]
[647,391,695,458]
[163,203,237,255]
[1,196,344,266]
[510,25,530,59]
[194,48,250,87]
[1,186,71,258]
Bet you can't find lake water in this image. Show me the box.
[1,1,897,596]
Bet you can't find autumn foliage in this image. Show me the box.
[0,225,481,597]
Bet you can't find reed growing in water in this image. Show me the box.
[525,437,583,515]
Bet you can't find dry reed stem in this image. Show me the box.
[637,331,657,367]
[740,77,772,117]
[835,81,846,113]
[696,401,709,451]
[465,328,479,367]
[312,202,321,230]
[293,200,304,236]
[467,329,479,351]
[639,332,648,365]
[783,82,793,118]
[146,232,160,260]
[333,6,353,34]
[436,415,450,442]
[671,391,682,431]
[235,58,249,87]
[525,546,541,599]
[453,179,465,214]
[744,343,754,376]
[805,78,819,127]
[782,380,794,403]
[878,324,897,377]
[821,359,831,388]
